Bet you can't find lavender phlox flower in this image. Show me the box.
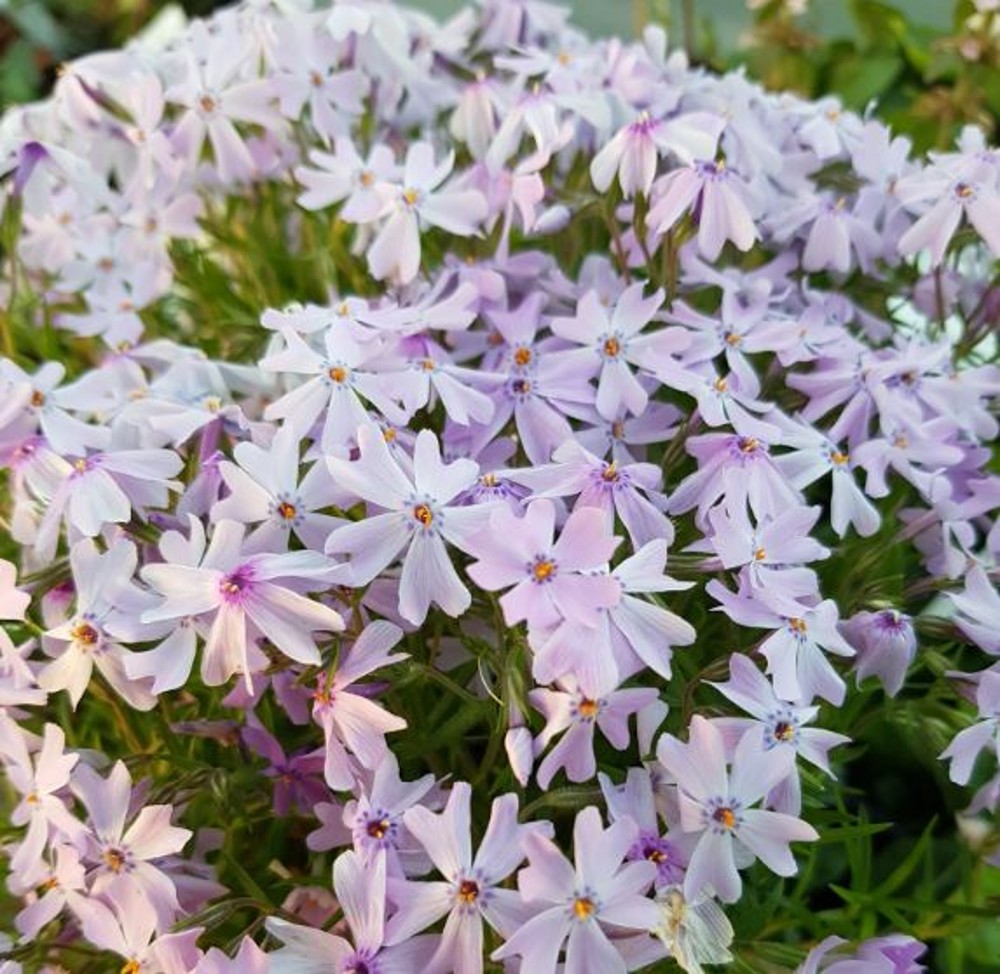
[311,620,409,791]
[11,843,87,940]
[33,443,183,562]
[241,723,327,817]
[394,335,501,427]
[797,934,927,974]
[696,502,829,614]
[948,565,1000,654]
[656,715,818,903]
[270,17,367,140]
[841,609,917,698]
[326,425,493,624]
[260,297,385,341]
[708,578,855,705]
[547,282,687,421]
[71,759,192,930]
[663,298,795,398]
[510,438,673,549]
[166,37,282,184]
[653,886,734,974]
[384,783,553,973]
[770,414,880,538]
[667,430,801,528]
[940,667,1000,785]
[897,156,1000,265]
[493,803,662,973]
[572,400,682,466]
[648,158,757,261]
[466,499,621,632]
[72,883,202,974]
[599,768,694,889]
[194,937,269,974]
[672,368,781,441]
[767,189,880,275]
[531,675,660,788]
[295,137,397,219]
[590,111,725,198]
[0,360,110,454]
[450,75,505,159]
[141,519,346,690]
[39,539,157,710]
[210,424,346,550]
[852,416,965,500]
[0,719,86,881]
[261,327,413,453]
[532,537,693,691]
[267,849,434,974]
[367,141,488,284]
[707,653,850,813]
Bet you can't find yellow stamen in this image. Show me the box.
[328,365,348,383]
[753,547,767,562]
[577,698,599,720]
[713,806,736,829]
[573,896,595,920]
[513,346,533,367]
[789,617,807,634]
[532,559,555,582]
[366,818,390,840]
[458,879,479,904]
[277,502,297,521]
[413,504,433,527]
[603,336,621,358]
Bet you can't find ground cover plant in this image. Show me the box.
[0,0,999,972]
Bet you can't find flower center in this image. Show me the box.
[120,962,141,974]
[328,365,349,383]
[789,617,807,634]
[219,567,254,602]
[412,504,433,527]
[199,94,217,115]
[402,187,421,207]
[513,346,533,366]
[531,557,556,582]
[577,697,600,720]
[309,69,324,88]
[830,450,849,466]
[713,376,728,393]
[739,436,759,454]
[358,169,375,188]
[72,622,100,646]
[458,879,480,903]
[30,389,45,407]
[753,546,767,562]
[277,501,297,521]
[602,336,621,358]
[366,818,390,840]
[103,847,127,873]
[713,806,736,830]
[573,896,596,920]
[774,721,795,742]
[955,181,975,199]
[601,462,619,482]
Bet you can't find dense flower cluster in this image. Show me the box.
[0,0,997,971]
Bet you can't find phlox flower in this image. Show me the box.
[267,850,434,974]
[656,715,818,903]
[599,768,695,890]
[897,157,1000,266]
[385,782,553,973]
[326,425,494,625]
[72,760,192,931]
[295,137,397,219]
[367,141,488,284]
[11,844,87,940]
[797,934,927,974]
[707,578,855,705]
[194,937,269,974]
[467,499,621,632]
[210,424,345,551]
[241,723,327,817]
[648,159,757,261]
[72,884,202,974]
[491,805,661,974]
[0,719,86,880]
[514,435,674,551]
[547,282,687,421]
[708,654,850,814]
[940,668,1000,785]
[591,111,725,198]
[842,608,917,697]
[947,565,1000,654]
[39,539,157,711]
[530,675,660,788]
[141,519,345,690]
[698,502,830,614]
[311,620,409,791]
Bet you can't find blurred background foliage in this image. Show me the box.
[1,0,998,153]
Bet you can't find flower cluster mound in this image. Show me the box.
[1,0,999,971]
